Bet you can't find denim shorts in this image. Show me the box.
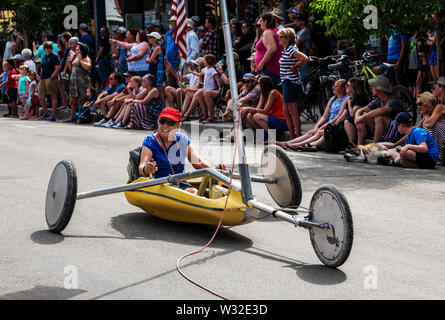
[282,79,303,103]
[268,115,288,132]
[261,69,281,87]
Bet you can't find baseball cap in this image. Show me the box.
[79,23,88,30]
[148,32,161,40]
[295,13,307,22]
[243,73,255,81]
[116,27,127,34]
[13,54,22,60]
[395,112,412,124]
[159,107,181,123]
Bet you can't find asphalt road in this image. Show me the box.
[1,116,444,300]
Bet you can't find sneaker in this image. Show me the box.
[103,119,115,128]
[47,115,56,122]
[38,113,48,120]
[112,121,125,129]
[94,118,107,127]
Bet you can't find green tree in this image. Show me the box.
[310,0,445,75]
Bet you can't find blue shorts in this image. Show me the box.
[429,50,437,66]
[261,69,281,87]
[282,79,303,103]
[268,115,288,132]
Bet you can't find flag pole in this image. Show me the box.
[219,0,253,204]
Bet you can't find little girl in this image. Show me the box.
[196,54,221,123]
[21,71,38,120]
[13,65,30,108]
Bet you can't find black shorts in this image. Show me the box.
[7,88,18,103]
[416,152,436,169]
[407,69,418,87]
[2,93,9,104]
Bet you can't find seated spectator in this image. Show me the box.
[100,72,138,126]
[343,77,371,150]
[385,112,439,169]
[81,86,97,110]
[276,79,349,151]
[126,74,163,130]
[167,58,203,114]
[431,77,445,104]
[198,54,222,123]
[104,76,145,128]
[72,86,97,124]
[240,75,288,143]
[354,75,403,145]
[221,73,260,123]
[94,72,126,126]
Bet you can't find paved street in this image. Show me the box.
[1,113,444,300]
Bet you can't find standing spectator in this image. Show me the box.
[165,16,180,89]
[112,29,150,77]
[186,19,200,66]
[200,16,217,56]
[38,42,61,121]
[146,31,165,105]
[58,32,73,110]
[0,59,18,117]
[278,27,309,139]
[111,27,128,74]
[236,21,255,74]
[96,26,113,89]
[255,12,283,87]
[427,32,439,81]
[271,8,285,31]
[12,65,30,108]
[295,14,311,79]
[431,77,445,104]
[21,49,36,73]
[285,7,300,34]
[407,32,420,98]
[66,43,92,122]
[34,32,59,59]
[79,23,94,58]
[57,38,66,60]
[197,54,221,123]
[12,32,24,56]
[3,34,15,61]
[1,61,9,111]
[386,28,408,85]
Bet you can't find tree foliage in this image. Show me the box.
[310,0,444,44]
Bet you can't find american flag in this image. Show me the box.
[171,0,187,60]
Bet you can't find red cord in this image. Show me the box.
[176,107,242,300]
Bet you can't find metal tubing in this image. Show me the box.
[220,170,277,184]
[247,200,329,230]
[76,168,242,201]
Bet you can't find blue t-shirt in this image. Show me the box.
[117,45,128,73]
[406,127,439,162]
[387,30,408,61]
[1,71,8,95]
[105,83,126,94]
[142,132,191,179]
[329,95,349,121]
[80,33,94,56]
[40,52,61,79]
[165,30,180,69]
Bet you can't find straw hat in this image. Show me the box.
[271,8,284,21]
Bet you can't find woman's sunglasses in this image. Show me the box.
[416,101,424,107]
[159,118,177,126]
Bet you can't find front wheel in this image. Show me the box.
[308,185,353,268]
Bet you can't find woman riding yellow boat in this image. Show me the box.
[138,107,227,194]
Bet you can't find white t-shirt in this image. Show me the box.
[186,73,200,89]
[202,67,217,90]
[29,80,38,96]
[24,60,37,73]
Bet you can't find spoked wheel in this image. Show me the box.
[45,160,77,233]
[261,145,302,210]
[308,185,353,268]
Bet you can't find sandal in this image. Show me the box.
[299,144,319,152]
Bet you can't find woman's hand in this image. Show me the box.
[216,163,228,171]
[143,160,158,176]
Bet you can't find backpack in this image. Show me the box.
[324,123,348,153]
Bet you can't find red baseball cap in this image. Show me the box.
[158,107,181,122]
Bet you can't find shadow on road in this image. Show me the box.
[295,265,347,285]
[0,286,86,300]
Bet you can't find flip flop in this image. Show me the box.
[299,144,319,152]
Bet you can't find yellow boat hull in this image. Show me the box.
[124,177,249,226]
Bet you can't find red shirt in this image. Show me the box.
[7,69,18,90]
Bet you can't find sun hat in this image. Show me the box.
[368,75,392,94]
[167,15,177,22]
[270,8,284,21]
[116,27,127,34]
[186,19,195,28]
[432,77,445,87]
[159,107,181,123]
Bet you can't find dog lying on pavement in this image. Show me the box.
[344,142,393,164]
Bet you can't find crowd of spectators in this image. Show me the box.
[0,6,444,169]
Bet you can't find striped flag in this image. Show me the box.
[171,0,187,60]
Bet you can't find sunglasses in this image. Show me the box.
[244,80,253,83]
[109,77,115,80]
[159,118,177,126]
[346,83,351,87]
[416,101,424,107]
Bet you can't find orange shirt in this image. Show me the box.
[267,90,285,120]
